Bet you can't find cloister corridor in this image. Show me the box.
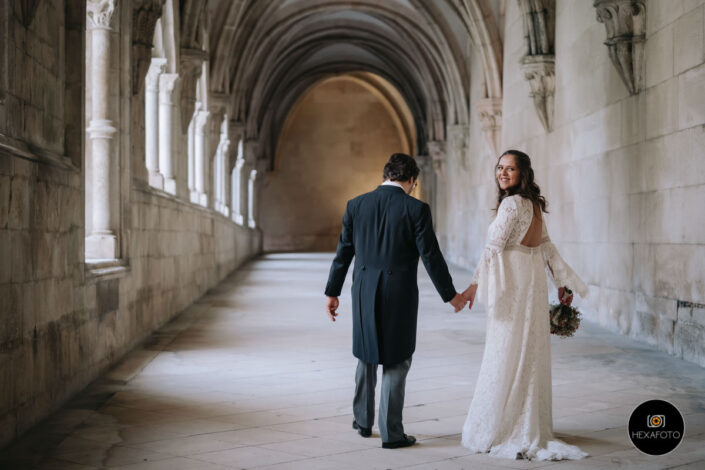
[1,254,704,470]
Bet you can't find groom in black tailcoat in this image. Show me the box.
[325,153,466,449]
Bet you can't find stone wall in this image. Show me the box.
[439,0,705,367]
[0,1,259,448]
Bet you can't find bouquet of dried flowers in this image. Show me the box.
[549,288,582,337]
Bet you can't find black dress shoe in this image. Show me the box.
[352,420,372,437]
[382,434,416,449]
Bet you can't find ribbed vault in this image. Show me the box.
[205,0,503,167]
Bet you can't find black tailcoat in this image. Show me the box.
[325,185,456,365]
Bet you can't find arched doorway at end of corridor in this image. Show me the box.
[259,73,417,252]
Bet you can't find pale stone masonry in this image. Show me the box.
[0,0,259,449]
[439,0,705,368]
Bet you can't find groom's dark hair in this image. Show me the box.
[383,153,420,182]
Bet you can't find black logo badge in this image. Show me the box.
[628,400,684,455]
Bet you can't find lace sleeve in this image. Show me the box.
[540,217,589,298]
[470,196,519,285]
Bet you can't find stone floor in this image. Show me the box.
[2,253,705,470]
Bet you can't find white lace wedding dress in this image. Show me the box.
[461,194,589,461]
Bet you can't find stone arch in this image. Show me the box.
[207,0,470,167]
[260,73,415,251]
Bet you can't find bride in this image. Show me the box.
[461,150,589,461]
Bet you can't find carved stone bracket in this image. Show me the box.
[12,0,41,28]
[427,140,446,180]
[518,0,555,132]
[243,139,260,166]
[132,0,165,95]
[594,0,646,95]
[209,92,228,122]
[521,55,555,132]
[415,155,431,173]
[476,98,502,156]
[180,47,207,132]
[447,125,469,169]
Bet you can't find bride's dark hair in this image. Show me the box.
[495,149,548,213]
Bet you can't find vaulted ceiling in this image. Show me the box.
[201,0,503,163]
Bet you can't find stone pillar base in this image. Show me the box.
[233,213,244,225]
[148,170,164,190]
[223,207,230,217]
[86,233,118,260]
[164,177,177,195]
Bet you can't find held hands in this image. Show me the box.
[558,287,573,306]
[462,284,478,311]
[449,292,468,313]
[326,296,339,321]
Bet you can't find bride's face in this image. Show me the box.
[496,155,519,190]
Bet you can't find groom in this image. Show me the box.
[325,153,466,449]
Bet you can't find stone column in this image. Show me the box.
[240,140,259,226]
[221,149,230,217]
[227,123,244,223]
[158,73,179,194]
[193,108,210,206]
[145,57,166,188]
[187,109,196,200]
[86,0,118,260]
[248,168,258,229]
[213,142,224,213]
[218,117,231,216]
[232,156,245,224]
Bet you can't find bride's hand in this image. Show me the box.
[558,287,573,306]
[462,284,478,310]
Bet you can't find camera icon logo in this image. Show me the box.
[647,415,665,428]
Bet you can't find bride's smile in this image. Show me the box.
[496,154,520,190]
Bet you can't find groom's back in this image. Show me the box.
[349,186,425,269]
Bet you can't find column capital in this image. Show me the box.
[476,97,502,156]
[180,48,208,77]
[210,92,229,114]
[179,48,207,132]
[243,140,260,165]
[87,0,116,29]
[428,140,446,180]
[228,120,245,142]
[145,58,167,92]
[414,155,432,172]
[132,0,164,95]
[158,73,180,104]
[194,109,210,132]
